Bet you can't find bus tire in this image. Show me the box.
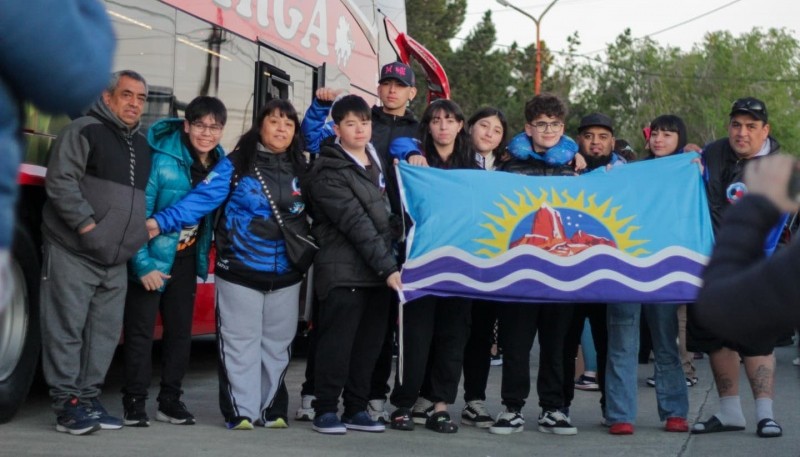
[0,226,41,423]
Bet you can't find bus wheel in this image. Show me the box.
[0,227,41,423]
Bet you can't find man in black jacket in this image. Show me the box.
[40,70,150,436]
[689,97,783,438]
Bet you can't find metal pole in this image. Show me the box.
[496,0,559,94]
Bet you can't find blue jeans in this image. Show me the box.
[606,303,688,424]
[580,318,597,372]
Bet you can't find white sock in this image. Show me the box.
[715,396,746,427]
[755,398,774,422]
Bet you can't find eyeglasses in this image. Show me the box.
[530,121,564,133]
[731,99,766,115]
[190,121,224,135]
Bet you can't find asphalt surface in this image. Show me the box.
[1,336,799,457]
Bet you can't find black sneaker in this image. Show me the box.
[389,407,414,431]
[538,409,577,435]
[123,396,150,427]
[56,397,101,436]
[489,409,524,435]
[157,398,196,425]
[461,400,494,428]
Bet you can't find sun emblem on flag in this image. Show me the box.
[474,187,649,258]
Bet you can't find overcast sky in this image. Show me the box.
[456,0,799,58]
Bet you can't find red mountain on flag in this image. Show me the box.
[509,203,616,256]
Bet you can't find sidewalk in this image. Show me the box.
[1,338,798,456]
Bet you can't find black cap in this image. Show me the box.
[578,112,614,134]
[379,62,415,86]
[730,97,768,123]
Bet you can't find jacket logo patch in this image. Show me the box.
[291,177,302,196]
[726,182,747,203]
[290,201,305,215]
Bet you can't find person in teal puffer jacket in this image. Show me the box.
[121,96,227,427]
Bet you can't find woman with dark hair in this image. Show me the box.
[122,96,227,427]
[147,99,310,430]
[647,114,688,158]
[400,99,479,170]
[459,107,507,429]
[389,99,477,434]
[605,113,692,435]
[468,107,508,170]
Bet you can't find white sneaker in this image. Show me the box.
[367,399,390,423]
[461,400,494,428]
[538,410,577,435]
[295,395,315,421]
[489,410,524,435]
[793,357,800,367]
[411,397,434,425]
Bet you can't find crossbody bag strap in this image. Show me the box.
[253,166,286,228]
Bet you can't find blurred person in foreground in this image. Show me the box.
[0,0,114,314]
[695,153,800,347]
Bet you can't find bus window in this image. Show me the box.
[255,62,291,116]
[175,10,257,149]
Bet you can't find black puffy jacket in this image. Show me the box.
[498,157,576,176]
[306,144,397,300]
[371,106,418,215]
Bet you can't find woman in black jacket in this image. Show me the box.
[389,99,477,433]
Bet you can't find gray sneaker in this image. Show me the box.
[295,395,315,421]
[367,399,390,423]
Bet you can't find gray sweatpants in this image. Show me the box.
[216,277,300,423]
[39,240,127,408]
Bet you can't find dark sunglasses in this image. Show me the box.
[731,99,765,114]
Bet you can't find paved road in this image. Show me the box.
[2,336,799,457]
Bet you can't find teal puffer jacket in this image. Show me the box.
[128,118,223,288]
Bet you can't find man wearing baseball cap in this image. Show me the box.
[689,96,784,438]
[575,112,624,170]
[379,61,416,87]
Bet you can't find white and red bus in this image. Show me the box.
[1,0,448,422]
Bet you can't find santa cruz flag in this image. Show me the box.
[397,153,714,304]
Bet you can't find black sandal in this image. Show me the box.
[390,407,414,431]
[425,411,458,434]
[756,418,782,438]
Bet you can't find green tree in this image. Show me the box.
[404,0,465,113]
[571,28,800,154]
